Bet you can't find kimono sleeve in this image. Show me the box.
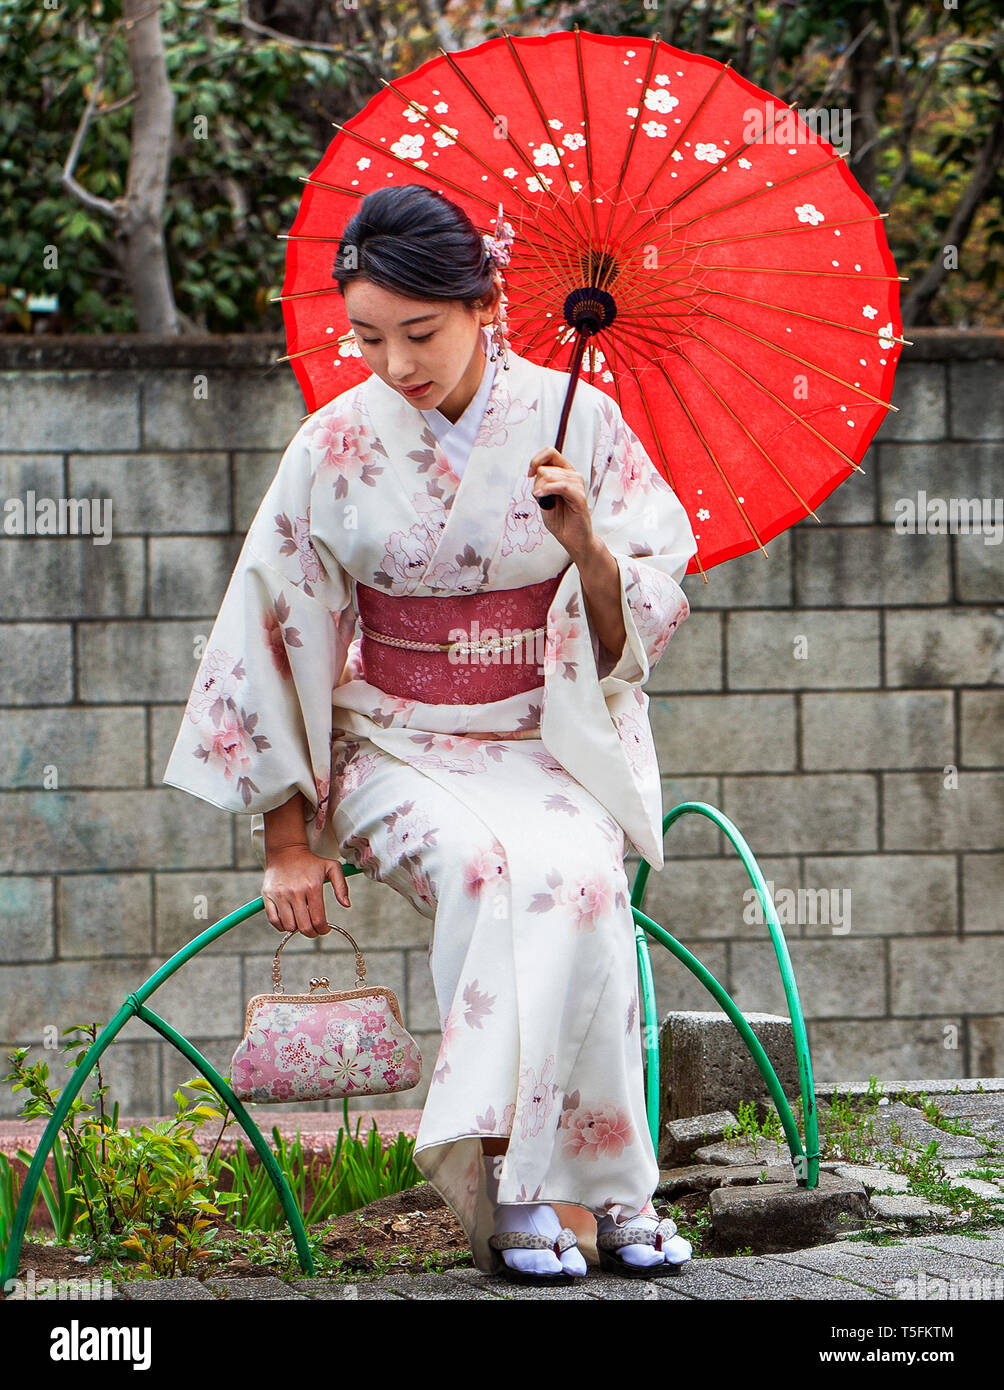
[161,423,356,862]
[582,406,698,689]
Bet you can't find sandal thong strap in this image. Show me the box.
[488,1226,578,1255]
[596,1216,678,1252]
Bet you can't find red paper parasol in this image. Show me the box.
[276,28,907,578]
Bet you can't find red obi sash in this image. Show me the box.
[355,575,561,705]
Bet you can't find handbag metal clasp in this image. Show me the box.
[308,976,330,993]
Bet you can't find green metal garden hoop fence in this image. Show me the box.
[1,799,818,1285]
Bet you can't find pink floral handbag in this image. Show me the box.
[230,924,423,1104]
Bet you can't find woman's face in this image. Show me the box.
[344,278,498,423]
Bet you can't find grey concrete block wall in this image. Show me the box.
[1,332,1001,1120]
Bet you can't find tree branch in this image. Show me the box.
[61,22,126,220]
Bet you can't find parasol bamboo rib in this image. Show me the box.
[584,31,663,291]
[647,314,876,472]
[602,38,737,253]
[609,211,899,292]
[571,26,605,262]
[675,300,899,412]
[298,164,575,285]
[616,317,838,522]
[498,29,601,254]
[601,324,765,561]
[629,153,861,255]
[660,283,911,346]
[374,72,587,291]
[431,45,586,248]
[605,263,910,348]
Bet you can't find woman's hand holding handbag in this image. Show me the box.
[230,923,423,1104]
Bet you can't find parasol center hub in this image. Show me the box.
[563,286,618,337]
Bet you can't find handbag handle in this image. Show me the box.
[272,923,367,993]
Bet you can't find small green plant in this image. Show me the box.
[2,1031,427,1280]
[722,1100,784,1159]
[3,1031,234,1277]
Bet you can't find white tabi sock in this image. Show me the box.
[482,1154,586,1277]
[596,1208,693,1267]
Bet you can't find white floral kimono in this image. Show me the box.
[162,327,698,1271]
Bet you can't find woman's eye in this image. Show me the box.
[358,332,434,344]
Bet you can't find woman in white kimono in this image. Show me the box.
[162,184,699,1285]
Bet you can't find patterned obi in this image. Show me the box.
[355,575,561,705]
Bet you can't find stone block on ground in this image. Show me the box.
[657,1162,796,1197]
[868,1194,952,1221]
[659,1109,738,1164]
[659,1010,799,1122]
[693,1137,792,1167]
[831,1164,913,1193]
[709,1171,869,1254]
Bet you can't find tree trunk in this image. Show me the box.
[120,0,179,333]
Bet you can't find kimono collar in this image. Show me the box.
[420,347,497,454]
[356,333,544,594]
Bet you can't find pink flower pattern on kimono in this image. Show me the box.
[405,732,508,775]
[272,509,328,595]
[542,592,583,680]
[400,855,437,914]
[528,866,625,931]
[624,561,691,669]
[607,429,659,517]
[188,648,243,721]
[431,996,465,1086]
[191,697,269,806]
[432,976,497,1087]
[262,593,302,680]
[309,768,331,838]
[332,744,384,801]
[425,543,490,593]
[382,799,438,864]
[500,474,549,557]
[475,1100,516,1134]
[559,1100,634,1161]
[309,409,385,497]
[339,832,380,881]
[462,841,509,897]
[612,706,652,779]
[375,522,439,592]
[518,1054,558,1139]
[473,383,535,448]
[461,978,496,1029]
[369,693,419,730]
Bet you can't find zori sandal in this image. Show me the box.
[595,1215,693,1279]
[487,1227,582,1285]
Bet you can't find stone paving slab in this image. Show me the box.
[203,1276,307,1300]
[914,1232,1004,1265]
[116,1277,220,1301]
[770,1242,1000,1298]
[707,1255,891,1300]
[287,1278,406,1301]
[867,1102,991,1159]
[89,1232,1004,1299]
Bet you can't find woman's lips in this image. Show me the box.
[401,381,432,397]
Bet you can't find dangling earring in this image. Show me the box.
[487,270,511,371]
[481,203,515,371]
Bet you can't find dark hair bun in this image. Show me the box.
[333,185,500,308]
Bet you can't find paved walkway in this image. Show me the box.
[17,1230,991,1301]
